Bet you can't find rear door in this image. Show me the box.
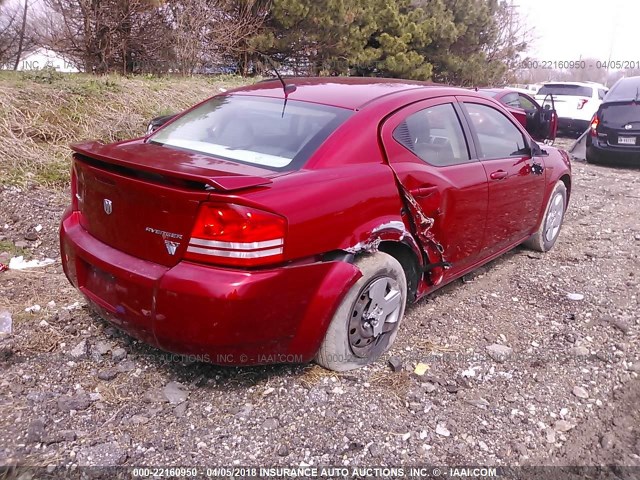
[458,97,546,255]
[380,97,488,284]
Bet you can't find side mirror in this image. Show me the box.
[146,113,177,135]
[544,104,551,110]
[531,142,548,157]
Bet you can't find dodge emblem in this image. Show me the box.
[103,199,113,215]
[164,240,179,255]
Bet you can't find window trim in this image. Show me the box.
[459,101,532,162]
[391,102,475,168]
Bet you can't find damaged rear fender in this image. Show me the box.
[339,219,424,300]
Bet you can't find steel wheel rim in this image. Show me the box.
[544,192,564,243]
[348,276,402,358]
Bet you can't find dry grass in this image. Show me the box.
[0,72,253,188]
[298,364,341,388]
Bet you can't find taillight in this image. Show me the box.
[577,99,589,110]
[184,203,286,267]
[590,114,600,137]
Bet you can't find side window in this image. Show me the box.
[502,92,521,108]
[392,103,471,167]
[598,89,606,100]
[518,94,536,111]
[464,103,527,160]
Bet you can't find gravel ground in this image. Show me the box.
[0,136,639,472]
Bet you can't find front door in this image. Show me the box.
[458,97,546,256]
[531,93,558,144]
[380,97,488,285]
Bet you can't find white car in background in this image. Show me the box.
[535,81,608,136]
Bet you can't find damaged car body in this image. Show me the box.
[60,78,572,371]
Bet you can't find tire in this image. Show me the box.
[315,252,408,371]
[523,180,567,252]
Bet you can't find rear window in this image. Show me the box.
[149,96,351,170]
[538,84,593,97]
[600,104,640,125]
[605,78,640,101]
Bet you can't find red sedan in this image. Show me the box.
[60,78,571,371]
[479,88,558,144]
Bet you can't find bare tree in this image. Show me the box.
[485,0,534,84]
[0,0,35,67]
[0,1,20,65]
[163,0,270,76]
[12,0,27,68]
[37,0,174,73]
[164,0,211,74]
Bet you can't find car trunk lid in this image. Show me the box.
[72,140,277,267]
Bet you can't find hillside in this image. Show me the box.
[0,72,251,188]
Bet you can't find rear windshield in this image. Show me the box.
[605,78,640,101]
[538,84,593,97]
[149,95,351,170]
[600,104,640,125]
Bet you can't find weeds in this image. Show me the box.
[0,72,253,189]
[0,240,28,257]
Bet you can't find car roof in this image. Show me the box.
[480,87,531,94]
[540,81,607,88]
[615,75,640,84]
[229,77,455,110]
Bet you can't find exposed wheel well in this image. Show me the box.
[560,174,571,204]
[377,241,421,301]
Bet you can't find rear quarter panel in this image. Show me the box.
[212,164,407,262]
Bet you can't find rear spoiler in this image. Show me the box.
[70,141,273,192]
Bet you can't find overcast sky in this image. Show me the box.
[517,0,639,62]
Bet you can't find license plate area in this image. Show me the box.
[618,136,636,145]
[83,263,118,309]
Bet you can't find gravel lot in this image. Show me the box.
[1,137,639,472]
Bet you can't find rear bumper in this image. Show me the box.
[60,210,361,365]
[586,139,640,165]
[558,118,589,134]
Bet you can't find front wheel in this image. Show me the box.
[523,180,567,252]
[315,252,407,371]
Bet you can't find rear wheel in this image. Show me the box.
[315,252,407,371]
[524,180,567,252]
[585,149,599,164]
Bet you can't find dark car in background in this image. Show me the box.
[586,76,640,165]
[479,88,557,144]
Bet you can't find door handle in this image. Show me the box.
[409,186,439,198]
[490,170,508,180]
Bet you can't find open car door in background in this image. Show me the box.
[537,94,558,145]
[518,93,557,145]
